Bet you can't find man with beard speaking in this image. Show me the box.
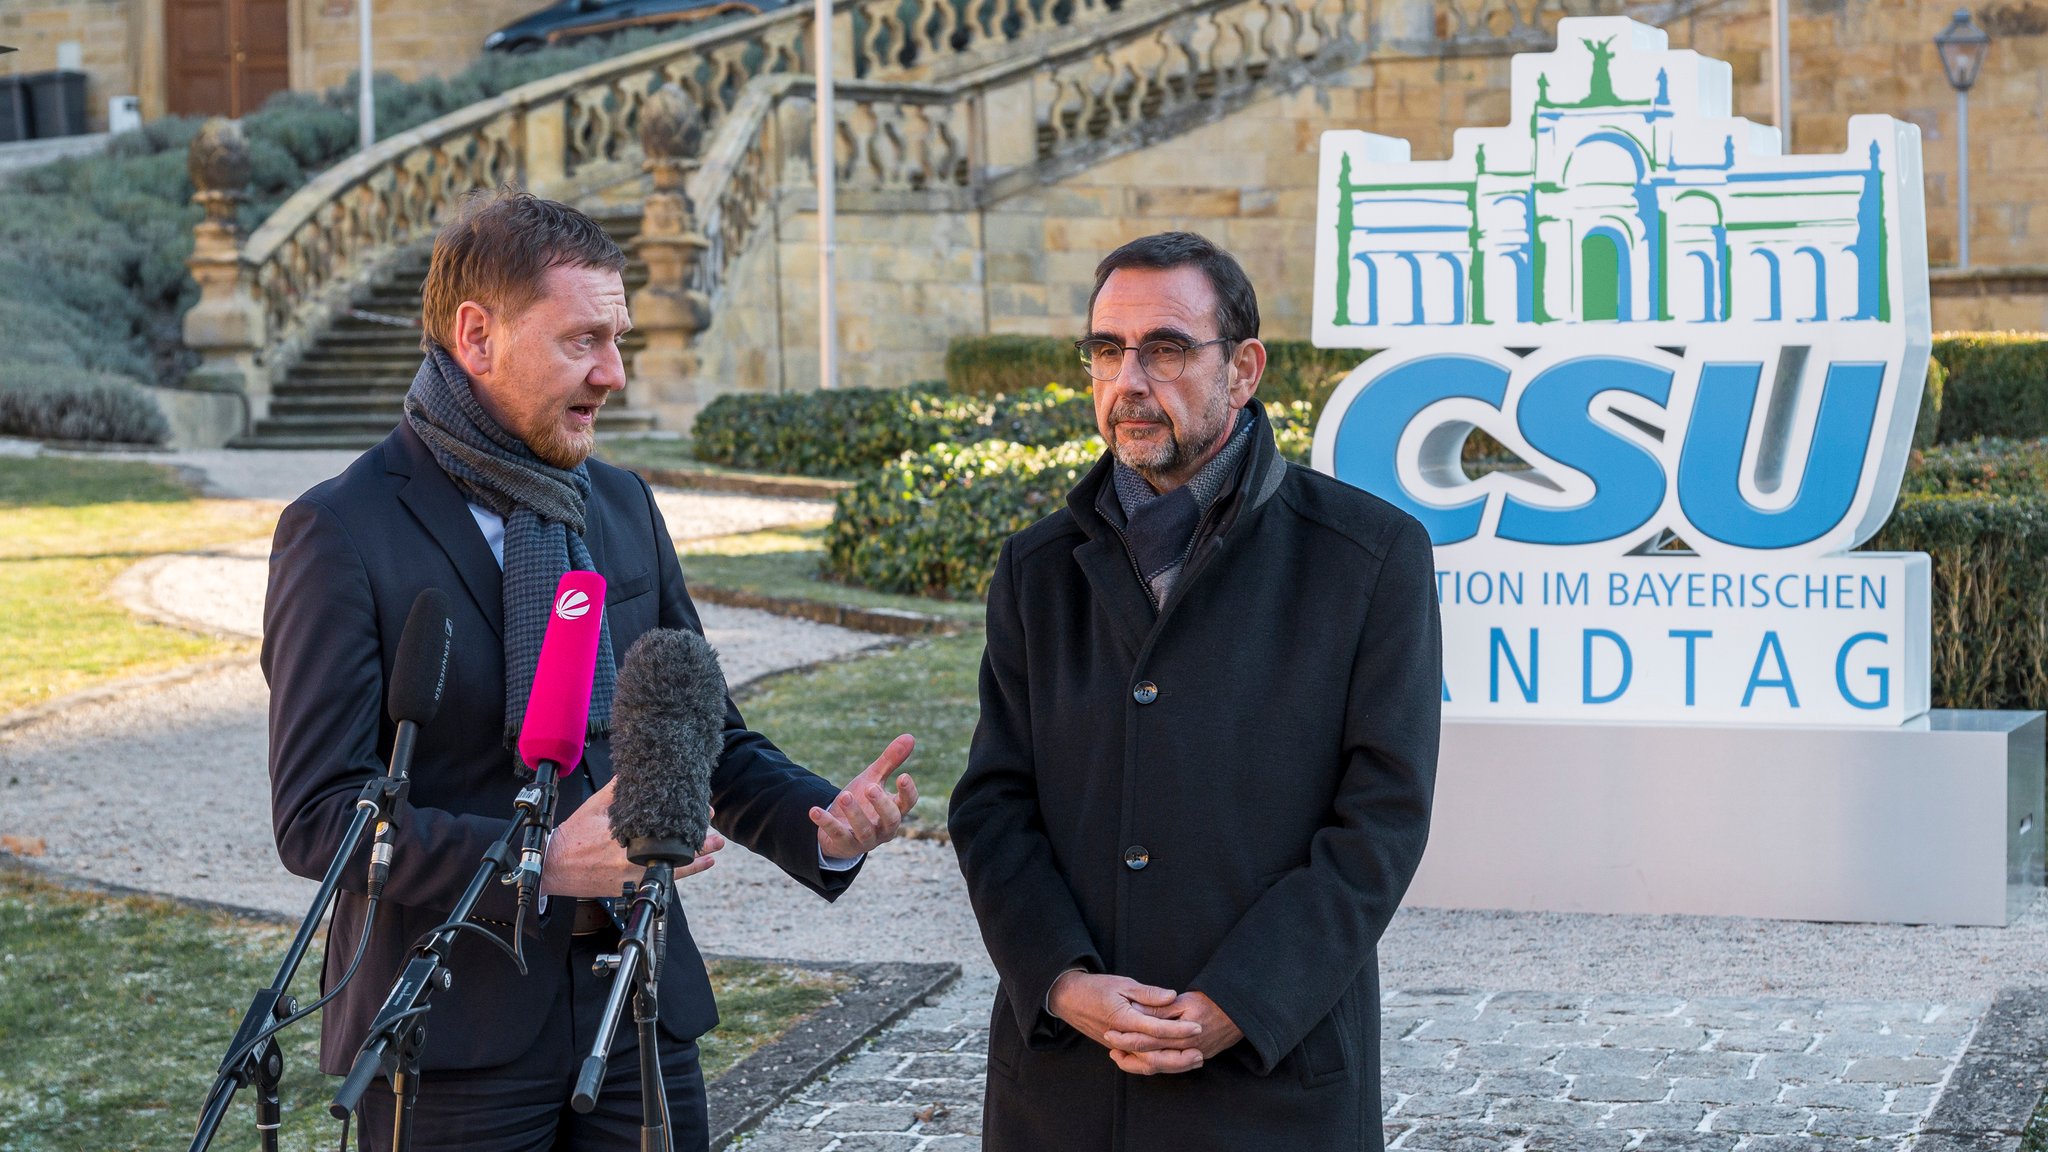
[950,232,1442,1150]
[264,190,919,1150]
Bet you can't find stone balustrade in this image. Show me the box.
[186,0,1690,430]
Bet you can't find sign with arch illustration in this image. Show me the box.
[1311,17,1932,724]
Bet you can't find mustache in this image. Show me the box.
[1109,400,1167,424]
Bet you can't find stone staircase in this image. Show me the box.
[232,213,653,449]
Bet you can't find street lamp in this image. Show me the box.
[358,0,375,151]
[1933,8,1991,268]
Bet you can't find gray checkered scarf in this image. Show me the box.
[405,344,615,752]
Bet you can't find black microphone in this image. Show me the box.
[367,588,453,899]
[571,627,726,1117]
[607,628,725,866]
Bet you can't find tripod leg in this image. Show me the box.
[392,1026,424,1152]
[254,1034,284,1152]
[635,979,667,1152]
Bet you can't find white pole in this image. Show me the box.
[815,0,837,390]
[1771,0,1791,146]
[357,0,375,151]
[1956,88,1971,269]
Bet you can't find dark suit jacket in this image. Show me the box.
[263,423,855,1075]
[948,404,1440,1151]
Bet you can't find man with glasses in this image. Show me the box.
[949,231,1442,1151]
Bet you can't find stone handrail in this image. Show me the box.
[187,0,1149,413]
[674,0,1722,315]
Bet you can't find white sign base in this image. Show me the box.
[1405,710,2044,926]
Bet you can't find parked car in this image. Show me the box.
[482,0,789,52]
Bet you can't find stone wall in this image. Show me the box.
[293,0,536,94]
[0,0,142,131]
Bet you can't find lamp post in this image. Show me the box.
[815,0,837,390]
[358,0,375,151]
[1933,8,1991,269]
[1770,0,1790,146]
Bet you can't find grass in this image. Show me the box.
[679,527,985,625]
[0,869,845,1151]
[0,457,280,713]
[736,631,987,827]
[595,438,776,479]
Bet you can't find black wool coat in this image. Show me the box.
[264,423,853,1074]
[948,405,1441,1152]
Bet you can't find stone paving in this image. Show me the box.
[730,976,1987,1151]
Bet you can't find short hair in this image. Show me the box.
[1087,231,1260,342]
[419,189,627,351]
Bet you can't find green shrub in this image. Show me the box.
[945,335,1086,396]
[942,334,1376,411]
[1932,332,2048,443]
[0,365,169,445]
[1903,438,2048,497]
[693,383,1095,478]
[0,25,715,436]
[1867,493,2048,713]
[1915,354,1947,451]
[825,399,1315,598]
[1258,343,1375,409]
[825,437,1104,599]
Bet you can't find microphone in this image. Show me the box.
[607,628,726,866]
[517,571,609,777]
[510,570,608,909]
[367,588,453,899]
[571,627,726,1116]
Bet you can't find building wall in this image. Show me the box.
[294,0,538,94]
[0,0,145,130]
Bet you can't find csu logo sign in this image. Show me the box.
[1309,17,1932,725]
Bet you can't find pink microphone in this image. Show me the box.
[517,570,608,775]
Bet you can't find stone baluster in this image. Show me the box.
[630,83,714,432]
[181,118,269,427]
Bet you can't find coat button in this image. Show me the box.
[1133,681,1158,705]
[1124,845,1150,871]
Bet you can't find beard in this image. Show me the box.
[1108,383,1232,483]
[526,414,596,470]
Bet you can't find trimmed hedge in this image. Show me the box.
[1902,437,2048,497]
[942,334,1374,410]
[825,437,1105,599]
[1931,333,2048,444]
[823,399,1319,598]
[1868,491,2048,713]
[945,335,1086,396]
[692,383,1095,478]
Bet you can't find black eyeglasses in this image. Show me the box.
[1075,337,1233,382]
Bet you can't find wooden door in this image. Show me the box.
[167,0,291,117]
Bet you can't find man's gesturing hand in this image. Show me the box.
[541,778,723,899]
[1049,972,1204,1075]
[811,733,918,859]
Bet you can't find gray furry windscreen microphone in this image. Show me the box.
[608,628,726,863]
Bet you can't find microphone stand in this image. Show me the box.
[330,764,559,1148]
[188,721,418,1152]
[570,835,695,1152]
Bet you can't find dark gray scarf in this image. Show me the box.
[405,344,615,750]
[1108,408,1255,607]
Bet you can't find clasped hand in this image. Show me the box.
[1048,972,1242,1075]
